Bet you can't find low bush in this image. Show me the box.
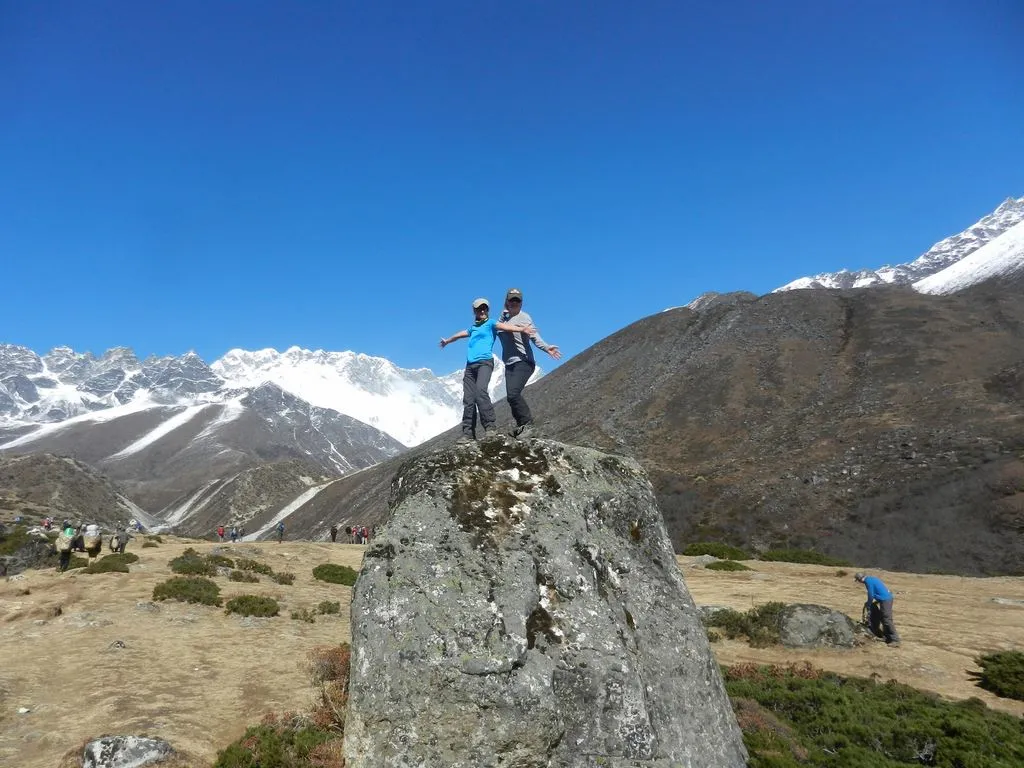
[225,595,279,617]
[0,525,32,556]
[141,541,159,548]
[973,651,1024,701]
[207,553,236,569]
[153,576,222,606]
[272,571,295,585]
[681,542,750,560]
[759,548,851,567]
[312,563,358,586]
[317,600,341,615]
[229,570,259,583]
[146,534,163,543]
[236,557,274,576]
[702,602,785,647]
[83,553,136,574]
[169,548,217,576]
[291,607,317,623]
[835,569,849,577]
[705,560,752,572]
[213,714,342,768]
[726,662,1024,766]
[67,555,88,570]
[308,644,351,729]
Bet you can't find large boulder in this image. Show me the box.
[343,437,747,768]
[778,603,859,648]
[81,735,174,768]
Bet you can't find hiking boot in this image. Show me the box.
[514,423,540,439]
[457,434,475,444]
[482,425,499,438]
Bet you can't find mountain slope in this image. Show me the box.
[284,283,1024,576]
[776,196,1024,291]
[914,219,1024,295]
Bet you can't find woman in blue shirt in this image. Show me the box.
[440,297,534,441]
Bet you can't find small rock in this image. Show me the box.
[135,601,160,613]
[779,604,858,648]
[689,554,720,567]
[991,597,1024,607]
[108,640,127,650]
[17,706,30,714]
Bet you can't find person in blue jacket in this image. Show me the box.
[855,572,901,645]
[440,297,533,441]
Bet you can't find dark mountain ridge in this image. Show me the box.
[296,282,1024,576]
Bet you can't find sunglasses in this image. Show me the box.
[507,298,522,304]
[474,306,489,312]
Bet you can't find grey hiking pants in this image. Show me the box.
[462,360,495,436]
[867,599,901,643]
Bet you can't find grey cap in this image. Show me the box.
[854,572,865,582]
[472,297,489,310]
[505,287,523,300]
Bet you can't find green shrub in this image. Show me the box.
[759,548,851,566]
[169,548,217,576]
[705,560,753,572]
[82,553,137,574]
[236,557,274,575]
[225,595,279,618]
[229,570,259,583]
[67,555,89,570]
[835,569,849,577]
[141,541,159,548]
[312,563,358,586]
[213,715,341,768]
[291,607,317,623]
[272,571,295,585]
[317,600,341,615]
[725,663,1024,766]
[207,553,236,569]
[702,602,786,647]
[146,535,163,543]
[0,525,32,556]
[974,651,1024,701]
[682,542,750,560]
[153,576,222,606]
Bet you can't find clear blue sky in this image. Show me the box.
[3,1,1022,374]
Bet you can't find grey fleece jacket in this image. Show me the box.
[497,309,550,365]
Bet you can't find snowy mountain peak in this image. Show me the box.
[776,195,1024,292]
[914,219,1024,295]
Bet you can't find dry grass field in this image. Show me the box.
[1,538,1022,768]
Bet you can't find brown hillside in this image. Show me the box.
[296,286,1024,575]
[1,540,1022,767]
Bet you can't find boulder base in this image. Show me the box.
[343,437,747,767]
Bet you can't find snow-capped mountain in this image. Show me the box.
[0,344,538,448]
[914,219,1024,295]
[776,196,1024,292]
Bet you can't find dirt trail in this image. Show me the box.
[1,540,1021,767]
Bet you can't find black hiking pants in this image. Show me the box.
[58,550,71,572]
[504,360,535,427]
[462,361,495,436]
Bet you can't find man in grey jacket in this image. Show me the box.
[497,288,561,438]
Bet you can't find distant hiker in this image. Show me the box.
[230,526,238,543]
[361,525,370,543]
[276,521,285,543]
[498,287,561,438]
[115,527,132,554]
[439,297,534,442]
[217,525,225,542]
[56,523,75,572]
[240,526,246,539]
[855,572,901,646]
[345,525,353,543]
[330,525,338,543]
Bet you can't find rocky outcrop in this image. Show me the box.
[343,437,746,768]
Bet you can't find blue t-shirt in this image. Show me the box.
[466,318,498,363]
[863,576,893,602]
